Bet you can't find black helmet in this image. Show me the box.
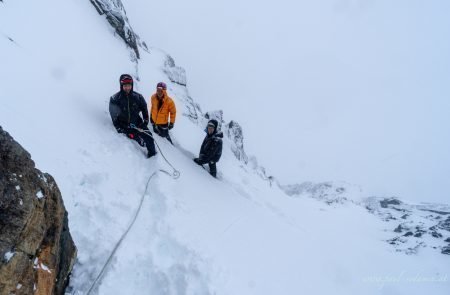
[207,119,219,131]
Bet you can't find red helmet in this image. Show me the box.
[120,74,133,85]
[156,82,167,90]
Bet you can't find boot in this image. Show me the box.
[147,150,157,158]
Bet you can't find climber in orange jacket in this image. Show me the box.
[149,82,177,144]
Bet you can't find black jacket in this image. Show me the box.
[109,91,149,132]
[199,131,223,163]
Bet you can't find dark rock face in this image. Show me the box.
[437,216,450,232]
[0,126,77,295]
[365,197,450,256]
[442,246,450,255]
[380,198,402,208]
[89,0,142,59]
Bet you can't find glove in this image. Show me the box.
[117,127,132,134]
[141,119,149,128]
[168,122,174,130]
[128,133,135,139]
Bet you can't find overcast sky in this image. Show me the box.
[124,0,450,203]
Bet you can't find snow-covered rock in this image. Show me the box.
[89,0,145,60]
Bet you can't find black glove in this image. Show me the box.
[140,119,149,128]
[168,122,174,130]
[117,127,130,134]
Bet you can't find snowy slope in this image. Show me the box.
[122,0,450,204]
[1,1,449,295]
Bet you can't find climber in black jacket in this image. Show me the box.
[193,119,223,178]
[109,74,156,158]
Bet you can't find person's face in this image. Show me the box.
[122,84,132,93]
[207,126,215,135]
[156,87,164,98]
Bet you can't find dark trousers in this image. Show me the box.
[128,128,156,156]
[194,158,217,177]
[154,125,173,144]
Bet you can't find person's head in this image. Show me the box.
[119,74,133,93]
[207,119,218,135]
[156,82,167,98]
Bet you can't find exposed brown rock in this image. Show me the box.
[0,126,77,295]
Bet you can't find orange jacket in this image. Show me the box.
[150,90,176,125]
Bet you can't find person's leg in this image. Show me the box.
[128,131,145,147]
[139,130,156,157]
[156,125,168,138]
[165,134,173,145]
[208,162,217,178]
[156,125,174,144]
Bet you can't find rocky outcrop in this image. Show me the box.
[281,181,352,205]
[87,1,276,184]
[225,120,248,163]
[89,0,145,60]
[0,126,77,295]
[282,180,450,255]
[164,55,187,86]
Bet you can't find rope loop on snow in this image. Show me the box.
[133,126,181,179]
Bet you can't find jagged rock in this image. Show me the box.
[413,227,426,238]
[403,232,414,237]
[225,120,248,163]
[164,55,187,86]
[280,181,352,205]
[442,246,450,255]
[205,110,224,126]
[431,231,443,238]
[380,198,402,208]
[419,209,450,215]
[394,224,403,233]
[445,237,450,243]
[437,216,450,232]
[183,96,202,123]
[0,126,77,295]
[89,0,142,59]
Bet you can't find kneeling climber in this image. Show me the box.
[109,74,156,158]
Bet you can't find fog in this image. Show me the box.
[124,0,450,203]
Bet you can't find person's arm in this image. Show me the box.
[149,95,156,125]
[139,94,149,126]
[211,139,223,162]
[169,99,177,124]
[109,95,123,132]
